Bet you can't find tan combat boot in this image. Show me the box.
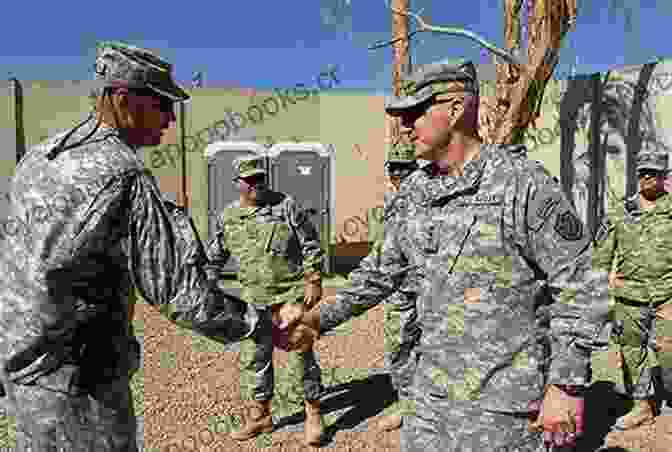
[304,399,324,446]
[230,400,273,441]
[377,413,403,431]
[613,398,657,431]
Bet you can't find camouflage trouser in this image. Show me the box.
[600,299,672,400]
[656,301,672,402]
[240,304,322,402]
[400,354,564,452]
[401,395,549,452]
[3,364,137,451]
[384,292,420,407]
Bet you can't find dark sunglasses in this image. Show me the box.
[237,174,267,185]
[386,162,417,173]
[398,96,464,123]
[125,87,174,112]
[638,169,663,179]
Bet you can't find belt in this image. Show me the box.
[615,297,666,309]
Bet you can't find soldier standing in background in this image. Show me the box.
[377,141,421,431]
[592,151,672,447]
[281,59,610,451]
[206,156,325,446]
[0,41,259,452]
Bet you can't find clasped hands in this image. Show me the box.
[272,284,584,448]
[270,278,328,352]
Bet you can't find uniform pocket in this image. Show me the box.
[266,223,291,256]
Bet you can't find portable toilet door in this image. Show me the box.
[266,142,335,274]
[204,141,268,274]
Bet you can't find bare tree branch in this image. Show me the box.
[369,5,526,67]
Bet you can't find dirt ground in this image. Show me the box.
[141,287,402,451]
[0,285,667,451]
[139,286,670,452]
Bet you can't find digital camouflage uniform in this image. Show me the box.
[315,60,610,451]
[592,152,672,412]
[206,156,324,403]
[379,142,422,415]
[0,42,258,452]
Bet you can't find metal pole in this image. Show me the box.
[180,100,188,212]
[8,76,26,164]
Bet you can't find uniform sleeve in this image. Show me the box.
[591,212,618,274]
[125,169,258,343]
[318,218,412,334]
[285,197,323,275]
[205,212,232,279]
[521,169,610,387]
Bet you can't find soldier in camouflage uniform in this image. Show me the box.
[0,41,259,452]
[284,59,610,451]
[385,141,420,192]
[377,141,421,431]
[206,156,325,446]
[592,151,672,445]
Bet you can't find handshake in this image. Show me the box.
[269,296,330,352]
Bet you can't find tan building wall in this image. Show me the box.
[3,59,672,248]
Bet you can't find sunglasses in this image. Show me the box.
[398,95,466,123]
[124,87,175,112]
[638,170,663,179]
[237,174,267,185]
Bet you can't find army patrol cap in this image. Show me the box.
[385,59,478,116]
[94,41,189,102]
[233,156,267,179]
[637,151,668,173]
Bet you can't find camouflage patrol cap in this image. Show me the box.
[233,156,267,179]
[385,58,478,116]
[637,152,668,173]
[386,141,418,177]
[94,41,189,102]
[386,141,416,163]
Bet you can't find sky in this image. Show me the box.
[1,0,671,93]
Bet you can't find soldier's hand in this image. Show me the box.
[530,385,584,449]
[286,323,318,352]
[273,302,304,330]
[300,307,321,333]
[608,272,624,289]
[304,282,322,310]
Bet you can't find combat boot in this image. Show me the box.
[613,398,657,430]
[377,413,403,431]
[304,399,324,446]
[230,400,273,441]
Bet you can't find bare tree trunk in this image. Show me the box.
[480,0,576,145]
[389,0,409,148]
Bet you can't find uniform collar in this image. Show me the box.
[419,145,488,204]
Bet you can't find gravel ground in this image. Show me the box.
[0,284,669,451]
[137,286,669,452]
[140,287,403,451]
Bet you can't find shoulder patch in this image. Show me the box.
[536,196,561,221]
[554,210,584,241]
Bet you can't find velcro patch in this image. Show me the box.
[554,210,584,241]
[457,194,503,207]
[536,196,560,221]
